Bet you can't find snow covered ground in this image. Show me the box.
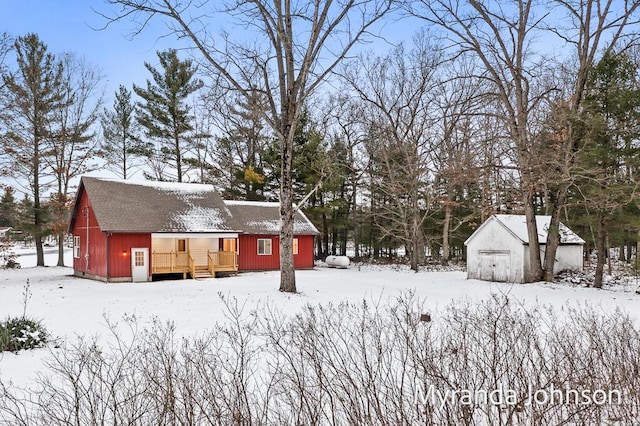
[1,248,639,390]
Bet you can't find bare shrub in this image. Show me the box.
[1,293,639,425]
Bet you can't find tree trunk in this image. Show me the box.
[175,134,182,183]
[607,236,612,276]
[524,191,543,282]
[442,203,452,266]
[411,237,419,271]
[34,167,45,267]
[35,235,44,267]
[57,233,65,267]
[279,211,296,292]
[543,187,568,281]
[353,183,359,258]
[279,129,296,292]
[410,216,420,272]
[594,212,606,289]
[320,195,328,257]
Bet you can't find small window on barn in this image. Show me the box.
[293,238,299,255]
[257,238,272,256]
[73,236,80,258]
[177,239,186,252]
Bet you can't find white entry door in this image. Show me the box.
[131,248,149,282]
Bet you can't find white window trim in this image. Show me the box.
[73,236,80,258]
[257,238,272,256]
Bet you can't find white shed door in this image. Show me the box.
[131,248,149,282]
[479,251,510,282]
[493,253,510,282]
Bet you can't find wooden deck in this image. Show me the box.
[152,250,238,278]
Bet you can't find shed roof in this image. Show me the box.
[465,214,585,246]
[224,200,319,235]
[69,177,242,233]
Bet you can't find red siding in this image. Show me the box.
[295,235,315,269]
[70,188,152,281]
[108,233,152,278]
[71,190,108,278]
[238,234,315,271]
[70,182,315,280]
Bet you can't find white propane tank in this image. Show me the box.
[325,255,350,268]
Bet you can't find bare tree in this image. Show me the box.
[344,35,442,271]
[321,95,368,258]
[101,0,393,292]
[407,0,556,281]
[431,65,485,265]
[0,32,12,107]
[48,53,103,267]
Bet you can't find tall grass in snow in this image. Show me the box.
[1,292,639,425]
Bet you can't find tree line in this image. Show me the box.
[2,0,640,289]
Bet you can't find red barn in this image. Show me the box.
[68,177,318,282]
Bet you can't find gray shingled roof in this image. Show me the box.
[70,177,242,233]
[224,200,319,235]
[69,177,320,236]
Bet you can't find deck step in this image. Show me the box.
[193,271,214,279]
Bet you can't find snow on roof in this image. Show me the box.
[70,177,319,235]
[164,206,227,233]
[224,200,319,235]
[97,177,218,194]
[493,214,585,244]
[246,220,281,233]
[71,177,241,233]
[224,200,279,207]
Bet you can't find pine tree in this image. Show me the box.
[577,51,640,288]
[0,186,16,228]
[48,53,102,266]
[134,49,203,182]
[212,90,270,200]
[100,85,149,179]
[1,33,65,266]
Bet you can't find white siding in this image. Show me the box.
[549,245,583,273]
[189,238,217,265]
[466,217,525,283]
[467,216,584,283]
[152,238,173,252]
[152,237,220,268]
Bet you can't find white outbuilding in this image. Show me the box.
[464,214,585,283]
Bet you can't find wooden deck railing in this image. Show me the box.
[207,251,238,273]
[152,250,237,276]
[152,251,181,272]
[188,255,196,278]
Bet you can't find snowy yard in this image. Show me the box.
[1,248,640,391]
